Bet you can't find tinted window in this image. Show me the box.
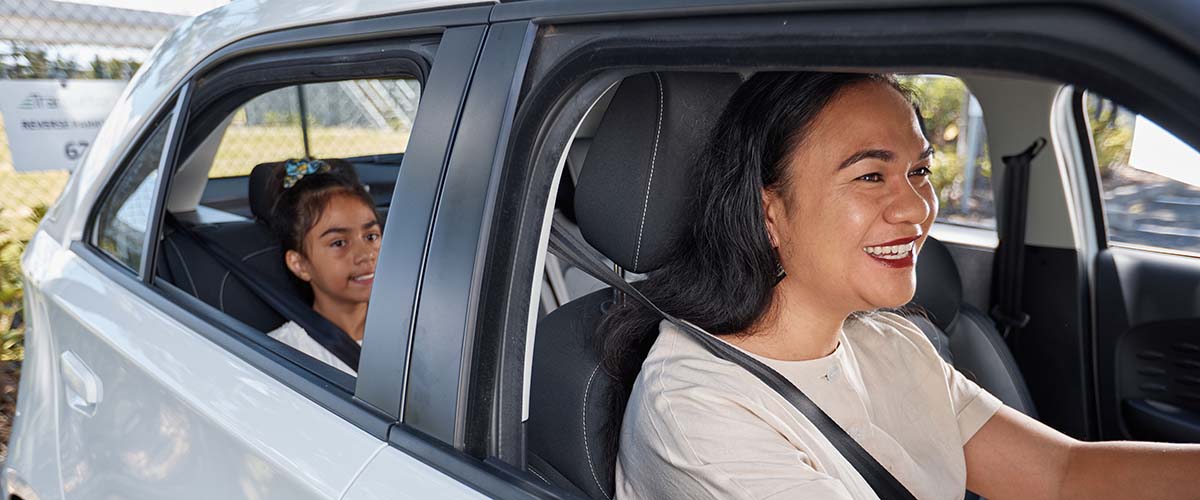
[901,75,995,230]
[210,78,420,178]
[1086,93,1200,253]
[93,114,172,271]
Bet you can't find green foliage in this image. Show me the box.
[1086,94,1134,179]
[4,44,140,79]
[0,204,47,361]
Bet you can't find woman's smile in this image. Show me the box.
[862,235,920,268]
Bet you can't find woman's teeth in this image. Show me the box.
[352,273,375,282]
[862,242,914,260]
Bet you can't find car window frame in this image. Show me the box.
[474,1,1200,490]
[73,5,494,443]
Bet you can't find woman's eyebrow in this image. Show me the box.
[837,149,894,170]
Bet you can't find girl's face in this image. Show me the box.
[763,81,937,315]
[285,193,381,307]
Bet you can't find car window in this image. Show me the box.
[209,78,420,178]
[92,114,173,272]
[1085,93,1200,254]
[900,75,995,230]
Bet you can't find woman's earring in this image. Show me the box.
[773,248,787,286]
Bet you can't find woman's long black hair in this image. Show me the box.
[596,72,912,456]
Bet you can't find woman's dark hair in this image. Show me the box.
[266,158,377,299]
[597,72,914,455]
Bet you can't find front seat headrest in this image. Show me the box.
[911,236,964,329]
[574,72,742,273]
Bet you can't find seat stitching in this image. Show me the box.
[527,465,553,487]
[582,364,612,499]
[632,72,664,271]
[241,246,275,262]
[167,239,198,297]
[218,271,231,312]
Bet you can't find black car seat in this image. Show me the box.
[907,237,1038,417]
[526,71,1036,499]
[158,161,304,333]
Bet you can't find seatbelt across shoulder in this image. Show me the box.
[165,215,362,371]
[547,223,916,500]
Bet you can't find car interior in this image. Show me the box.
[138,59,1199,498]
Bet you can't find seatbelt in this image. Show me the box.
[547,223,916,500]
[990,138,1047,338]
[164,215,362,371]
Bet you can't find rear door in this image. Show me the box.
[1084,92,1200,443]
[13,8,494,500]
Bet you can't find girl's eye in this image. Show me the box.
[331,239,347,248]
[856,173,884,183]
[909,166,933,177]
[365,233,380,242]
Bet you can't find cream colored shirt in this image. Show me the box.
[268,320,358,376]
[615,312,1003,500]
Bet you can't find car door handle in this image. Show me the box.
[60,351,103,417]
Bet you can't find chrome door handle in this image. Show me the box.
[60,351,102,417]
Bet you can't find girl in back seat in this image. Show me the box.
[266,158,380,376]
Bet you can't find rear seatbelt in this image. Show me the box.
[547,223,916,500]
[164,215,362,371]
[990,138,1047,338]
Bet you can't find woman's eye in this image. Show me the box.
[856,173,884,182]
[909,166,933,177]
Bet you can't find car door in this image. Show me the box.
[1083,92,1200,444]
[9,7,496,500]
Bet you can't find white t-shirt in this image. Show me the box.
[615,312,1003,500]
[268,320,359,376]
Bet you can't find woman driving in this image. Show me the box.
[606,72,1200,499]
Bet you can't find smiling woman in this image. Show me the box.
[599,72,1200,499]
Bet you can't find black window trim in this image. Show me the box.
[477,1,1200,486]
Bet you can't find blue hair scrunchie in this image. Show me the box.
[282,158,330,189]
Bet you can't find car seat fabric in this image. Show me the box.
[907,237,1038,418]
[529,71,742,499]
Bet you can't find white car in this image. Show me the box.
[7,0,1200,498]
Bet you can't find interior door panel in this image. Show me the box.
[1095,247,1200,442]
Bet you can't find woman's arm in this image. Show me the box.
[964,405,1200,499]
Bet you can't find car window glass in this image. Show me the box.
[1085,92,1200,253]
[93,114,173,271]
[900,75,995,230]
[210,78,420,178]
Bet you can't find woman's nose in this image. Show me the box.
[884,177,932,225]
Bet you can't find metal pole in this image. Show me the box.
[297,84,311,158]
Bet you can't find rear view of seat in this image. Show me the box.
[158,161,302,333]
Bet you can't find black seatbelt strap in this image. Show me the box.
[164,215,362,370]
[990,138,1047,338]
[547,223,916,500]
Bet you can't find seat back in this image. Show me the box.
[908,237,1037,417]
[527,72,742,498]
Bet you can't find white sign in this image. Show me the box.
[1129,114,1200,187]
[0,79,127,172]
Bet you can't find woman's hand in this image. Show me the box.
[965,405,1200,499]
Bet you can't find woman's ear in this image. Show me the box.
[762,188,784,248]
[284,249,312,282]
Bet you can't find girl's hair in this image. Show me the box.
[267,158,376,255]
[596,72,913,456]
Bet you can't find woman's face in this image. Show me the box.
[285,193,382,307]
[763,81,936,314]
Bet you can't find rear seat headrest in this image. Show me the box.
[248,161,283,221]
[911,236,964,329]
[574,72,742,273]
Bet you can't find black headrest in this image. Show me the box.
[248,161,281,221]
[574,72,742,273]
[911,236,963,329]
